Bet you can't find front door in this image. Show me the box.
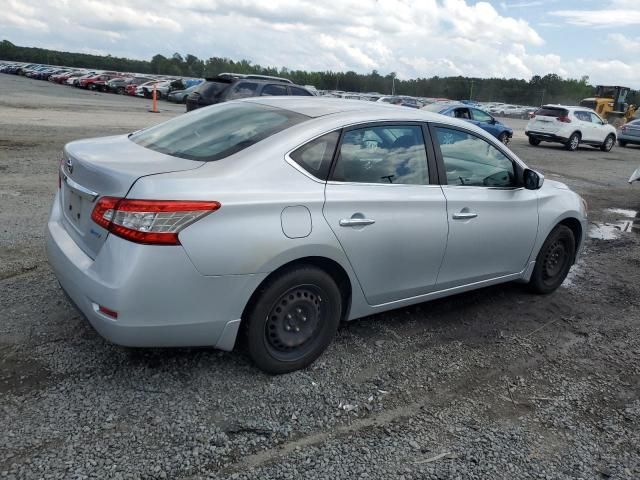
[323,124,448,305]
[430,125,539,289]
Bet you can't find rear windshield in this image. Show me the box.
[130,102,308,161]
[535,107,568,117]
[422,103,446,112]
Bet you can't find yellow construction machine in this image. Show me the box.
[580,86,637,127]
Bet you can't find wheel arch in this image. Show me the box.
[557,217,583,263]
[240,256,354,326]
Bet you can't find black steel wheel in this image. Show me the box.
[528,225,576,294]
[244,266,342,374]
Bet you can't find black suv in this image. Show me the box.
[185,74,314,111]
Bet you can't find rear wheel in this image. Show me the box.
[601,134,615,152]
[565,132,580,151]
[116,86,125,95]
[498,132,510,145]
[528,225,576,294]
[243,266,342,374]
[528,136,541,146]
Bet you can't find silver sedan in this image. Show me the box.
[46,98,588,373]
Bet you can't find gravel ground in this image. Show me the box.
[1,74,639,480]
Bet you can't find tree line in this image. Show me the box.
[2,39,637,106]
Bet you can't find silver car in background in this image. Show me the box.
[46,98,587,373]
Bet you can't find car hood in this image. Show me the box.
[544,179,570,190]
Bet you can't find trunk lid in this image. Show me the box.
[60,135,204,259]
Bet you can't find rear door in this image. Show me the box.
[323,123,448,305]
[623,120,640,139]
[430,124,538,288]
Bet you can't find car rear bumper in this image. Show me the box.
[525,131,569,143]
[45,192,267,350]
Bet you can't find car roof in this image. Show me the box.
[239,97,494,134]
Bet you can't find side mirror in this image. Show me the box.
[524,169,544,190]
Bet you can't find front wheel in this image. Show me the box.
[528,136,541,146]
[565,132,580,151]
[601,134,615,152]
[528,225,576,294]
[498,132,510,145]
[618,140,627,148]
[243,266,342,374]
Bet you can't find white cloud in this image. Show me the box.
[1,0,640,88]
[608,33,640,51]
[551,1,640,27]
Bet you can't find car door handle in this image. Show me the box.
[452,211,478,220]
[339,218,376,227]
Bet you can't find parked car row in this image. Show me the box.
[0,62,205,102]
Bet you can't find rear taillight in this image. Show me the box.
[91,197,220,245]
[557,115,571,123]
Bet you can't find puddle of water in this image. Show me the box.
[562,261,583,288]
[604,208,637,218]
[588,222,633,240]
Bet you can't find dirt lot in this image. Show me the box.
[1,74,639,480]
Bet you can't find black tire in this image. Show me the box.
[564,132,580,151]
[528,225,576,294]
[243,266,342,374]
[601,134,615,152]
[619,140,627,147]
[498,132,510,145]
[116,86,125,95]
[528,136,541,146]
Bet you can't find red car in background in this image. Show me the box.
[50,71,84,84]
[78,73,120,90]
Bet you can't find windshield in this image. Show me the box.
[130,102,308,161]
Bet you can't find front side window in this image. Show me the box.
[471,108,493,123]
[590,113,604,124]
[290,131,339,179]
[228,82,259,99]
[434,127,516,188]
[452,108,471,119]
[130,102,308,161]
[331,125,428,185]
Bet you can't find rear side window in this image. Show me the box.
[228,82,260,99]
[196,81,229,99]
[535,107,568,118]
[290,131,339,179]
[130,103,308,161]
[289,86,313,96]
[262,84,288,96]
[331,125,428,185]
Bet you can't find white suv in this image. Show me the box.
[526,105,617,152]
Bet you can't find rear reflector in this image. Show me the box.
[98,305,118,319]
[91,197,220,245]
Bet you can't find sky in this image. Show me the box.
[1,0,640,87]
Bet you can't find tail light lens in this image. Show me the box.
[91,197,220,245]
[557,115,571,123]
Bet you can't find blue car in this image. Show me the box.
[423,103,513,144]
